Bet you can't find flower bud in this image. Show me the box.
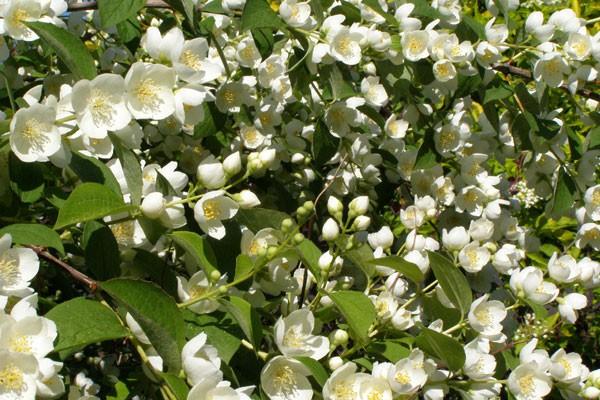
[259,148,276,166]
[331,329,349,346]
[327,196,343,216]
[223,152,242,176]
[234,190,261,208]
[141,192,165,219]
[281,218,294,232]
[353,215,371,230]
[293,233,305,244]
[197,156,226,189]
[349,196,369,216]
[210,270,221,282]
[442,226,470,251]
[291,153,305,164]
[328,356,343,371]
[322,218,339,241]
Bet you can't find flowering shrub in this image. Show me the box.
[0,0,600,398]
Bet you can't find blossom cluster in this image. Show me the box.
[0,0,599,399]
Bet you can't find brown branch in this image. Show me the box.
[67,0,171,11]
[28,245,98,293]
[492,63,600,102]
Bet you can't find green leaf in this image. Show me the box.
[514,82,540,115]
[483,81,513,104]
[46,298,128,353]
[8,152,44,203]
[184,311,242,363]
[550,167,576,219]
[162,0,196,28]
[295,240,322,281]
[54,183,134,230]
[415,327,465,371]
[82,221,121,280]
[0,224,64,254]
[235,208,290,232]
[414,131,438,170]
[455,15,485,41]
[252,28,275,59]
[161,373,190,400]
[368,256,424,284]
[312,120,340,167]
[422,293,461,328]
[427,251,472,316]
[69,152,123,197]
[329,290,376,345]
[329,64,355,100]
[588,126,600,149]
[170,231,220,277]
[101,278,186,372]
[411,0,442,19]
[367,340,411,362]
[362,0,396,25]
[111,135,143,205]
[221,296,263,350]
[98,0,145,28]
[26,22,96,80]
[132,249,179,298]
[241,0,283,31]
[234,254,254,282]
[295,356,329,387]
[345,244,376,278]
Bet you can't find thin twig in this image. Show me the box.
[67,0,170,11]
[28,245,98,292]
[492,63,600,102]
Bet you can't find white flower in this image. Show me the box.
[2,0,42,41]
[349,196,369,215]
[547,252,580,283]
[323,362,364,400]
[182,332,223,386]
[548,8,581,33]
[400,206,425,229]
[0,351,39,399]
[510,267,558,305]
[223,152,242,176]
[141,192,166,220]
[142,161,189,195]
[125,62,176,120]
[197,155,227,189]
[442,226,470,251]
[384,115,409,139]
[432,59,457,82]
[469,218,494,241]
[549,349,588,384]
[576,223,600,250]
[463,339,496,381]
[533,52,570,88]
[358,376,393,400]
[240,125,267,149]
[388,349,430,395]
[394,4,421,31]
[175,38,223,84]
[10,103,61,163]
[525,12,554,42]
[0,235,39,297]
[188,373,251,400]
[565,32,592,60]
[177,271,221,314]
[141,26,184,63]
[458,241,491,273]
[492,244,523,275]
[261,356,313,400]
[329,27,363,65]
[368,226,394,250]
[558,293,587,323]
[401,30,429,61]
[507,362,552,400]
[194,190,240,240]
[234,190,261,209]
[584,185,600,221]
[371,291,398,320]
[279,0,312,28]
[274,308,329,360]
[467,294,507,338]
[71,74,131,138]
[236,37,262,69]
[215,82,254,113]
[361,77,388,107]
[0,315,57,359]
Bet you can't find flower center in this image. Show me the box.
[0,365,25,393]
[89,89,114,125]
[203,200,221,220]
[135,78,160,107]
[394,370,411,385]
[336,36,354,56]
[0,255,19,287]
[189,286,208,299]
[180,50,202,71]
[518,373,535,395]
[110,222,135,246]
[591,190,600,207]
[333,383,354,399]
[367,390,383,400]
[282,328,304,348]
[475,307,492,325]
[9,336,32,354]
[273,366,296,393]
[221,88,237,107]
[10,9,29,28]
[21,119,49,151]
